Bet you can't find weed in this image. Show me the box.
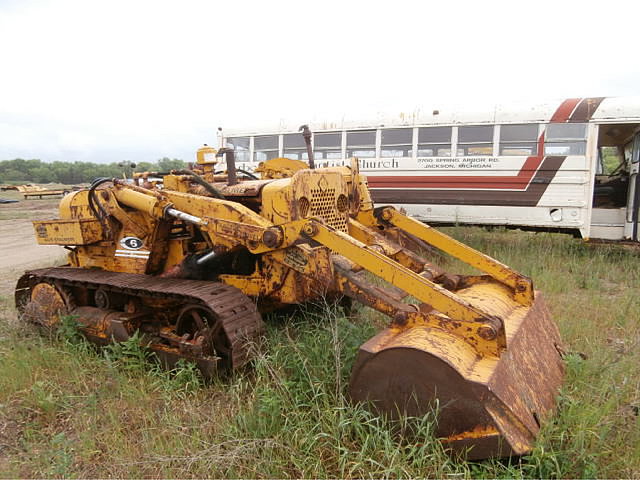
[102,331,153,373]
[56,314,84,345]
[150,359,205,398]
[30,380,61,417]
[46,432,76,477]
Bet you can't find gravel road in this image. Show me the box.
[0,198,66,295]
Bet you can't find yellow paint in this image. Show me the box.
[380,208,534,305]
[444,425,500,442]
[255,157,307,179]
[113,187,168,218]
[165,239,186,269]
[196,144,217,163]
[310,221,503,325]
[32,218,103,246]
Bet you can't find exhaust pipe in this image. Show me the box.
[216,148,238,186]
[299,124,315,169]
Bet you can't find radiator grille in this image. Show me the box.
[310,187,348,233]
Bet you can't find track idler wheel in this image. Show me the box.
[176,304,232,371]
[22,282,70,328]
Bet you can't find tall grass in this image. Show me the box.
[439,227,640,479]
[0,227,638,478]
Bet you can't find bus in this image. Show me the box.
[222,97,640,242]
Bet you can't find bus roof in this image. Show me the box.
[223,96,640,136]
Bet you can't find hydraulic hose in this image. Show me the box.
[236,169,259,180]
[173,169,225,199]
[214,169,259,180]
[88,177,114,238]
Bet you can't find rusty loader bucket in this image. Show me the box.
[304,206,565,459]
[349,286,564,459]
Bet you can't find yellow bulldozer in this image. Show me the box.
[15,130,565,460]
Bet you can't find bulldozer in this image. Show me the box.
[15,130,565,460]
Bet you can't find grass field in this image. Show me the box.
[0,226,638,478]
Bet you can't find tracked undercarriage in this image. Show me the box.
[16,267,264,373]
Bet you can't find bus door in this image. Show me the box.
[591,124,635,240]
[626,133,640,241]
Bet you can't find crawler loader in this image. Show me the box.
[16,132,565,460]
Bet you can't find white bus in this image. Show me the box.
[222,97,640,242]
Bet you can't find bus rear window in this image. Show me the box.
[545,123,587,140]
[544,143,586,155]
[459,126,493,142]
[254,135,279,162]
[283,133,308,160]
[227,137,250,162]
[461,145,493,156]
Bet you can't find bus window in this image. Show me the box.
[544,143,586,155]
[599,146,625,174]
[314,132,342,160]
[458,125,493,156]
[254,135,279,162]
[544,123,587,156]
[381,128,413,157]
[283,133,308,160]
[347,130,376,158]
[546,123,587,140]
[499,124,538,155]
[417,126,452,157]
[227,137,250,162]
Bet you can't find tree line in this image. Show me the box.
[0,158,186,185]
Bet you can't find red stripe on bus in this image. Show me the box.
[367,175,535,190]
[370,157,568,207]
[550,98,582,123]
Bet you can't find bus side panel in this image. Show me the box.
[401,204,585,231]
[367,154,591,235]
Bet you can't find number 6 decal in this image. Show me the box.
[120,236,144,250]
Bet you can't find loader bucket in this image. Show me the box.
[349,285,565,460]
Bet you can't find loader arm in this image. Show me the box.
[365,206,534,305]
[303,219,507,357]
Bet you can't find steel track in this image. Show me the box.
[15,267,265,371]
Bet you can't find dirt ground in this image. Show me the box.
[0,194,66,295]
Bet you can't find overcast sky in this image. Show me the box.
[1,0,638,164]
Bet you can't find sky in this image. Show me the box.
[0,0,639,164]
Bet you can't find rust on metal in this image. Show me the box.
[216,147,238,186]
[349,291,564,459]
[299,124,315,169]
[21,282,68,327]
